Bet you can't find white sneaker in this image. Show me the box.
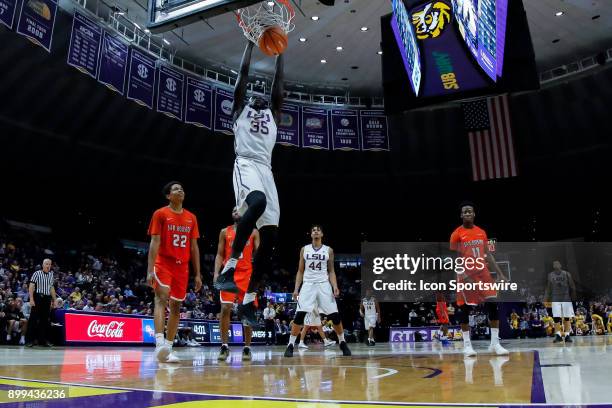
[488,343,509,355]
[19,337,25,345]
[155,344,171,363]
[324,339,335,347]
[298,342,308,349]
[165,351,180,363]
[463,344,477,357]
[188,340,200,347]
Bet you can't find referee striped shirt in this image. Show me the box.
[30,270,55,296]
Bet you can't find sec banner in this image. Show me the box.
[127,48,156,109]
[157,64,185,120]
[185,77,212,129]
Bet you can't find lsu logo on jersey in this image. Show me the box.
[411,1,451,40]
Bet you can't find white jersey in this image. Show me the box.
[233,106,277,166]
[362,297,377,316]
[302,244,330,283]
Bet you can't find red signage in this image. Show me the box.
[65,313,144,343]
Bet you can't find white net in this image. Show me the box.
[237,0,295,44]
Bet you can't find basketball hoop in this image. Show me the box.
[236,0,295,44]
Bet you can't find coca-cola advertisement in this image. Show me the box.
[65,313,145,343]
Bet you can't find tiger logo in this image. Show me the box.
[411,1,452,40]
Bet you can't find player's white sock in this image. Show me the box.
[490,328,500,346]
[165,339,173,348]
[242,292,256,305]
[289,335,297,345]
[222,258,238,273]
[555,331,562,337]
[337,333,345,342]
[222,343,229,348]
[462,331,472,348]
[155,333,165,347]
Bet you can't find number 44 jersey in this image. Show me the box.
[303,244,331,283]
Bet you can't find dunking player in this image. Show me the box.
[450,202,509,356]
[544,260,576,343]
[360,289,380,346]
[214,207,260,360]
[214,41,284,326]
[297,306,335,349]
[285,225,351,357]
[147,182,201,363]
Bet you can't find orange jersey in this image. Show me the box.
[223,225,254,272]
[148,207,199,264]
[450,225,488,262]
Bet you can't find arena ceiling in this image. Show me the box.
[83,0,612,96]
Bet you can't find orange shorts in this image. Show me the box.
[220,268,253,304]
[153,261,189,301]
[456,270,497,306]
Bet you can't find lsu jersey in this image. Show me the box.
[362,297,377,316]
[303,244,330,283]
[233,106,277,166]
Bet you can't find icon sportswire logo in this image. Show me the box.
[87,320,125,338]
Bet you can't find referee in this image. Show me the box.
[26,259,56,347]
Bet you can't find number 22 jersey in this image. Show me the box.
[148,207,200,264]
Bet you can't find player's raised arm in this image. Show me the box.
[293,247,305,299]
[328,247,339,297]
[270,53,284,124]
[232,41,255,121]
[213,228,227,283]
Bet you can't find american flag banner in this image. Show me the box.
[462,94,518,181]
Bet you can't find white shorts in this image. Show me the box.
[552,302,575,318]
[304,311,322,326]
[233,157,280,229]
[297,282,338,315]
[364,314,377,330]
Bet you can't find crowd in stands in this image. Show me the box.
[2,225,611,346]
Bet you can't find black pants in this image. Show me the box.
[264,320,276,344]
[27,294,51,344]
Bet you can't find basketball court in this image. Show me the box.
[1,337,611,406]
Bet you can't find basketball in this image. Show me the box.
[258,25,288,56]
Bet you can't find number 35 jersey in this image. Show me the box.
[233,106,277,166]
[303,244,330,283]
[148,206,200,264]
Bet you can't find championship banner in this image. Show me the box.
[127,47,156,109]
[157,64,185,121]
[16,0,58,52]
[360,110,390,151]
[67,12,102,79]
[0,0,18,29]
[185,77,212,129]
[331,109,360,151]
[301,106,329,150]
[276,103,300,147]
[214,87,234,135]
[97,31,128,95]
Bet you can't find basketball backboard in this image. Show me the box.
[147,0,262,33]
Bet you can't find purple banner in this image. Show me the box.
[127,48,156,109]
[389,326,461,342]
[97,31,128,95]
[67,12,102,79]
[184,77,212,129]
[16,0,58,52]
[331,109,360,151]
[301,106,329,150]
[0,0,17,29]
[157,64,185,121]
[276,103,299,147]
[214,87,234,135]
[360,110,390,151]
